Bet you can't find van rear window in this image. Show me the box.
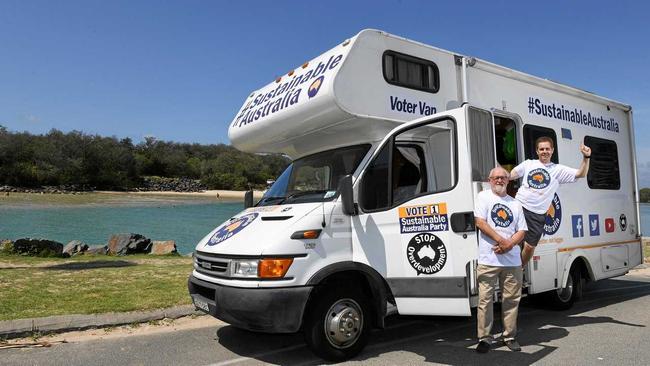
[383,51,439,93]
[584,136,620,190]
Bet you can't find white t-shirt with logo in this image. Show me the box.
[512,159,578,214]
[474,190,527,267]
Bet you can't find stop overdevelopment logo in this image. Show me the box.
[406,233,447,275]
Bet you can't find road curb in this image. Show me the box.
[0,305,201,339]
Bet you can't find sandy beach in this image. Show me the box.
[95,190,265,200]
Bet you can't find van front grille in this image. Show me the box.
[194,252,230,277]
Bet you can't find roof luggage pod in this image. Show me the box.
[228,32,361,157]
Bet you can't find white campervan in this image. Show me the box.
[188,29,642,361]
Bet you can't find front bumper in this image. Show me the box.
[187,275,313,333]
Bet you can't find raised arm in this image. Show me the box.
[575,143,591,178]
[509,163,524,180]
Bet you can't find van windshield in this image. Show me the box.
[258,144,371,206]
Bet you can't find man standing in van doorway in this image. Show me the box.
[509,137,591,266]
[474,167,527,353]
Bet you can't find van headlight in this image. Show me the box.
[231,259,259,278]
[230,258,294,279]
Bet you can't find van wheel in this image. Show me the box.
[303,286,370,362]
[546,266,582,310]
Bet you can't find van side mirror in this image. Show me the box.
[244,190,254,208]
[338,175,357,216]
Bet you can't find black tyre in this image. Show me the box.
[303,286,371,362]
[546,265,583,310]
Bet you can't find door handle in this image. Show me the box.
[450,211,475,233]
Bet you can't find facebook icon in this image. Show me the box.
[572,215,584,237]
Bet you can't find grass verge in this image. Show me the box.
[0,253,193,321]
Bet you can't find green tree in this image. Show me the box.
[640,188,650,203]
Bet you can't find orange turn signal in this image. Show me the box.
[258,258,293,278]
[290,229,322,239]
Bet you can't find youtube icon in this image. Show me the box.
[605,218,615,233]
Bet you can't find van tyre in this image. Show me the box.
[546,265,583,310]
[303,286,370,362]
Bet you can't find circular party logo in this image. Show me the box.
[205,213,259,246]
[544,194,562,235]
[406,233,447,275]
[527,168,551,189]
[308,76,324,98]
[491,203,514,228]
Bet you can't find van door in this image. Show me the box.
[351,107,483,316]
[520,125,561,293]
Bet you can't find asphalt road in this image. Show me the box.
[3,269,649,366]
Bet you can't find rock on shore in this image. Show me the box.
[150,240,178,255]
[13,238,64,257]
[108,234,152,255]
[2,234,179,258]
[134,177,206,193]
[0,184,94,194]
[63,240,89,257]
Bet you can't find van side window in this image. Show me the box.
[467,107,495,181]
[360,119,456,212]
[392,144,427,204]
[383,51,439,93]
[523,125,558,163]
[494,116,519,170]
[584,136,620,190]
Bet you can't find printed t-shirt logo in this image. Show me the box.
[406,233,447,275]
[206,213,259,246]
[491,203,514,228]
[308,76,324,98]
[527,168,551,189]
[544,194,562,235]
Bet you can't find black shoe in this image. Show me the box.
[476,340,491,353]
[505,339,521,351]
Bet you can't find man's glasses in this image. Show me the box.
[489,176,508,181]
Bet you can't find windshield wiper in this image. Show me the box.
[284,190,330,202]
[258,196,286,205]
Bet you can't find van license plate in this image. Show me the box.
[193,296,210,313]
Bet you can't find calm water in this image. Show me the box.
[2,196,650,255]
[640,204,650,235]
[0,193,242,254]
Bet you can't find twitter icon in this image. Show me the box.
[589,214,600,236]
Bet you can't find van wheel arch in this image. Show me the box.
[561,256,593,288]
[544,260,587,310]
[306,262,393,329]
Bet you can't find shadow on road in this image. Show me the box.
[213,277,650,365]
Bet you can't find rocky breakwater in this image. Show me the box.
[134,176,206,193]
[1,234,178,258]
[0,184,95,194]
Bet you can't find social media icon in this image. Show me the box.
[572,215,584,238]
[605,218,615,233]
[589,214,600,236]
[620,214,627,231]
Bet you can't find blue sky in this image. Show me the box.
[1,1,649,182]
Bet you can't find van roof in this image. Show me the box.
[228,29,631,158]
